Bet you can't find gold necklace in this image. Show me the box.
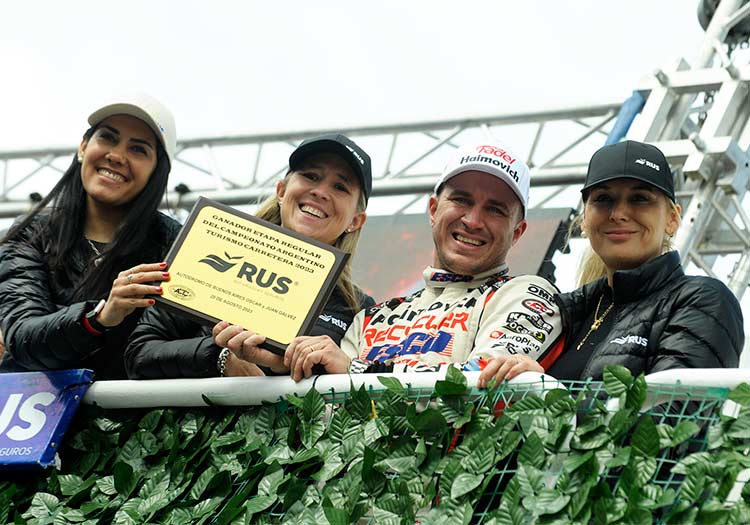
[576,295,614,351]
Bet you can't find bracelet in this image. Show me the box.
[217,348,231,377]
[82,316,104,337]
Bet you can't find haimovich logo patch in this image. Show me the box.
[199,252,243,273]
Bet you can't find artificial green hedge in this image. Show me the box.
[2,366,750,524]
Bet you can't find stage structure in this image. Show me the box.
[0,1,749,302]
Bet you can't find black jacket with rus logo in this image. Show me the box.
[124,285,375,379]
[550,251,744,380]
[0,213,181,380]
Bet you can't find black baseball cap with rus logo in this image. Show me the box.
[582,140,676,202]
[289,134,373,203]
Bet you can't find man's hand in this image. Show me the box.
[284,335,350,382]
[477,355,543,388]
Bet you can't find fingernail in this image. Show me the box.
[148,299,156,305]
[154,287,163,293]
[159,262,168,268]
[162,272,170,278]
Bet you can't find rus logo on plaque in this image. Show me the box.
[156,197,349,355]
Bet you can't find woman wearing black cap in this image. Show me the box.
[0,93,180,379]
[125,134,375,378]
[542,140,744,380]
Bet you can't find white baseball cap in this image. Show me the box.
[434,141,531,217]
[88,93,176,168]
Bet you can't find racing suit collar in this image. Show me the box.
[423,263,509,288]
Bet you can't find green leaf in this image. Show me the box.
[532,490,570,515]
[301,420,326,449]
[729,383,750,407]
[258,466,285,497]
[93,417,123,433]
[328,408,352,444]
[408,406,447,437]
[322,496,350,525]
[191,497,224,518]
[212,431,246,448]
[680,470,706,504]
[603,365,632,397]
[435,366,468,396]
[671,420,701,446]
[518,432,545,468]
[113,461,136,496]
[138,410,163,432]
[505,396,545,416]
[188,466,217,500]
[625,373,647,412]
[58,474,85,497]
[726,417,750,439]
[29,493,60,518]
[363,418,387,445]
[562,450,593,473]
[95,476,117,496]
[464,437,496,474]
[346,383,373,421]
[377,375,406,396]
[302,388,326,422]
[245,495,277,514]
[450,472,483,500]
[138,493,170,515]
[631,416,660,457]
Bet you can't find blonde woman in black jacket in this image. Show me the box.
[541,141,742,380]
[125,135,374,379]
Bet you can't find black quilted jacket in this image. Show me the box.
[0,213,181,380]
[553,251,744,380]
[125,286,375,379]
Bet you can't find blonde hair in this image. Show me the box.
[255,172,367,313]
[573,195,681,287]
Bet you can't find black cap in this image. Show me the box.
[288,134,372,203]
[582,140,675,202]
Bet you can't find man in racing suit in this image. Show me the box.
[282,140,564,387]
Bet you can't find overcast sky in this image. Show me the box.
[2,1,703,148]
[2,1,749,360]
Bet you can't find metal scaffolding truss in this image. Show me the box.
[0,0,749,302]
[0,103,621,216]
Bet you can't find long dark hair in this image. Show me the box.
[1,124,171,300]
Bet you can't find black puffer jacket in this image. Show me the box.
[125,286,375,379]
[552,251,744,380]
[0,213,181,380]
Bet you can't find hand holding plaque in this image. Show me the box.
[156,197,349,355]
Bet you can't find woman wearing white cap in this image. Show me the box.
[0,93,180,379]
[542,140,743,380]
[125,134,375,378]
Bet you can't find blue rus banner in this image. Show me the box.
[0,369,93,470]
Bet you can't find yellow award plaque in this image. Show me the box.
[156,197,349,355]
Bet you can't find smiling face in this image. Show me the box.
[583,178,681,273]
[429,171,527,275]
[276,152,366,245]
[78,114,158,209]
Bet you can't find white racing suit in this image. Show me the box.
[342,265,564,373]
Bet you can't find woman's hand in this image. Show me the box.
[284,335,350,382]
[97,262,170,327]
[477,354,543,388]
[212,321,287,373]
[224,352,266,377]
